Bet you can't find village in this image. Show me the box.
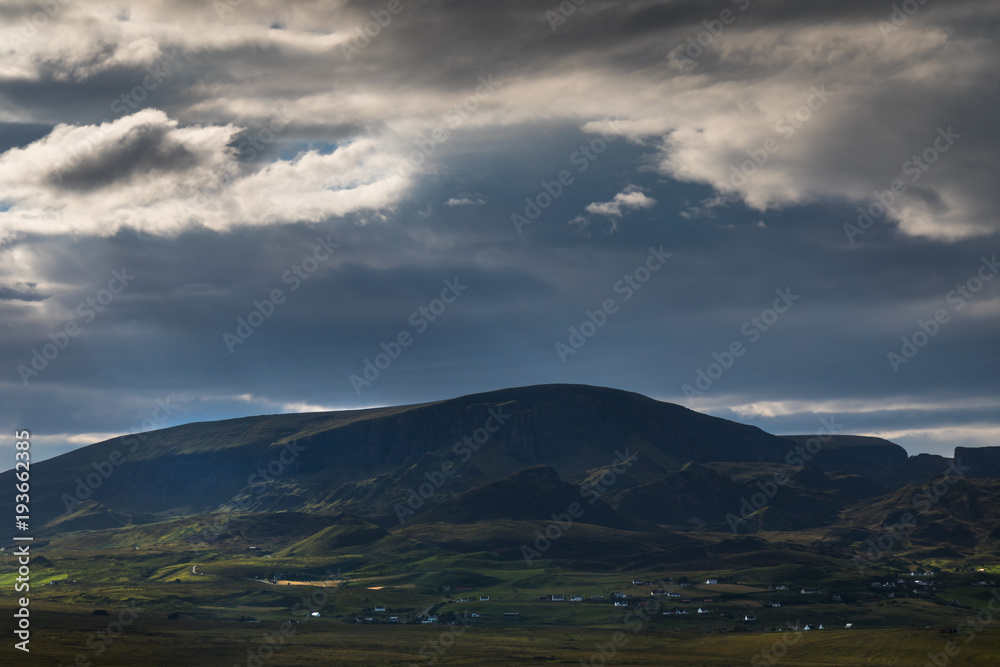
[304,566,984,631]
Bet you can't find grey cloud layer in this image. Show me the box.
[1,0,998,463]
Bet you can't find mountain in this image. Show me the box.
[779,434,908,479]
[419,464,647,530]
[9,383,1000,664]
[2,383,995,551]
[3,384,807,528]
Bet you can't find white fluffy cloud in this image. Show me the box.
[0,109,409,239]
[1,0,998,241]
[585,186,656,218]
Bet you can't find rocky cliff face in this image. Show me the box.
[955,446,1000,478]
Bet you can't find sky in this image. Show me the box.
[1,0,998,467]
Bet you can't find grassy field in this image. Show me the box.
[5,516,1000,666]
[3,610,999,666]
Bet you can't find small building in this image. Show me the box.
[479,596,490,601]
[310,612,321,617]
[389,616,399,623]
[551,594,565,602]
[614,601,629,607]
[705,578,718,585]
[374,606,386,612]
[504,612,520,618]
[571,595,584,602]
[744,614,757,622]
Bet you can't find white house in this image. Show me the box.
[571,595,584,602]
[480,596,490,601]
[551,594,565,601]
[374,606,386,612]
[705,578,718,585]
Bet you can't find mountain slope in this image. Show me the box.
[1,384,802,527]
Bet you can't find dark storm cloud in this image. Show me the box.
[48,120,200,190]
[1,0,999,466]
[0,282,46,301]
